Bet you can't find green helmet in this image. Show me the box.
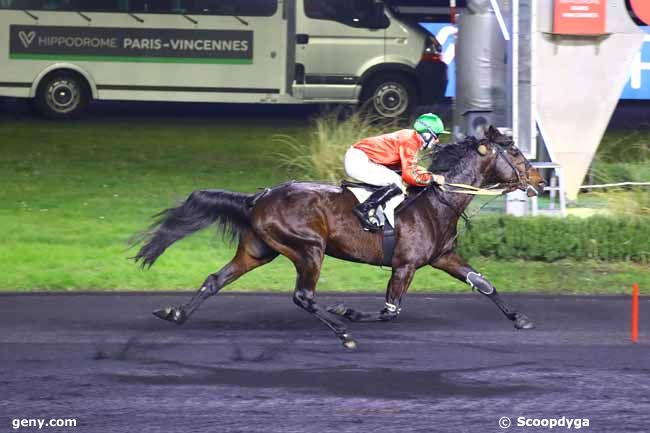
[413,113,446,136]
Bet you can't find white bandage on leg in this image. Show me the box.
[384,302,402,314]
[466,272,495,295]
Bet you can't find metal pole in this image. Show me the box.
[450,0,457,24]
[512,0,519,144]
[505,0,526,216]
[549,175,557,210]
[530,0,538,159]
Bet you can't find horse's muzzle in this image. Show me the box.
[526,180,545,197]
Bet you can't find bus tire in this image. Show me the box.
[35,71,90,119]
[361,73,417,119]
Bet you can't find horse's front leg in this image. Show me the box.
[432,252,534,330]
[328,265,416,323]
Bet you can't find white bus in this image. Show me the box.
[0,0,447,118]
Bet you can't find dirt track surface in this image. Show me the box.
[1,293,649,433]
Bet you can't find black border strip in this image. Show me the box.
[0,82,31,88]
[97,84,280,94]
[305,75,358,85]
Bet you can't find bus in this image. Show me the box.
[0,0,447,118]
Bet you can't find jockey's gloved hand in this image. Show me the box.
[430,174,445,185]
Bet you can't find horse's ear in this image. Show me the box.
[486,125,501,140]
[477,144,488,156]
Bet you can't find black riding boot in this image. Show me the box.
[352,183,402,232]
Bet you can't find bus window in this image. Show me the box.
[4,0,128,11]
[184,0,276,17]
[0,0,42,8]
[68,0,123,11]
[0,0,275,14]
[42,0,73,10]
[304,0,389,29]
[129,0,181,13]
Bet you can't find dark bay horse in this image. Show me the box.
[135,126,545,349]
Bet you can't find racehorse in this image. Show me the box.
[134,126,545,349]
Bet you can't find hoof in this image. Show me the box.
[327,304,348,316]
[153,307,186,324]
[340,333,358,350]
[514,313,534,330]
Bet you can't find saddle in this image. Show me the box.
[340,179,383,191]
[340,180,425,215]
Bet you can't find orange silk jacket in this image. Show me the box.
[352,129,432,186]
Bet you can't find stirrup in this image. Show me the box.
[352,183,399,232]
[353,207,382,232]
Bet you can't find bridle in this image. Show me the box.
[437,142,532,196]
[494,143,537,196]
[423,138,538,249]
[431,142,535,246]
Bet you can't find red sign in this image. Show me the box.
[630,0,650,25]
[554,0,607,35]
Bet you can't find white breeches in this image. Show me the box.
[344,147,403,188]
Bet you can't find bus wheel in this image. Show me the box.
[35,72,89,119]
[362,73,417,118]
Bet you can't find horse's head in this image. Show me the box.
[480,126,545,197]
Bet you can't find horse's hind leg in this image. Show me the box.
[327,304,390,322]
[153,232,277,324]
[328,265,415,323]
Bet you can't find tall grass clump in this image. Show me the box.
[590,128,650,184]
[585,128,650,216]
[274,108,399,182]
[589,189,650,218]
[596,128,650,163]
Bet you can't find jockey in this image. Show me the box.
[344,113,447,231]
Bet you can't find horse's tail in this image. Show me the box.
[134,190,254,268]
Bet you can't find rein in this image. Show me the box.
[453,193,502,240]
[439,182,507,196]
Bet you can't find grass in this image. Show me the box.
[0,118,648,294]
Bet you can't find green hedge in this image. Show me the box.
[457,216,650,262]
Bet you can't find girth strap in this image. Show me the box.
[382,222,396,267]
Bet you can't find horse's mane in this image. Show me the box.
[403,129,514,216]
[428,136,483,175]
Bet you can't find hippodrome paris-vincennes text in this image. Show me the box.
[35,36,249,52]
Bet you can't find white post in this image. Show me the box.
[530,0,538,159]
[450,0,457,24]
[506,190,529,216]
[549,175,557,210]
[512,0,519,143]
[506,0,525,216]
[558,167,567,217]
